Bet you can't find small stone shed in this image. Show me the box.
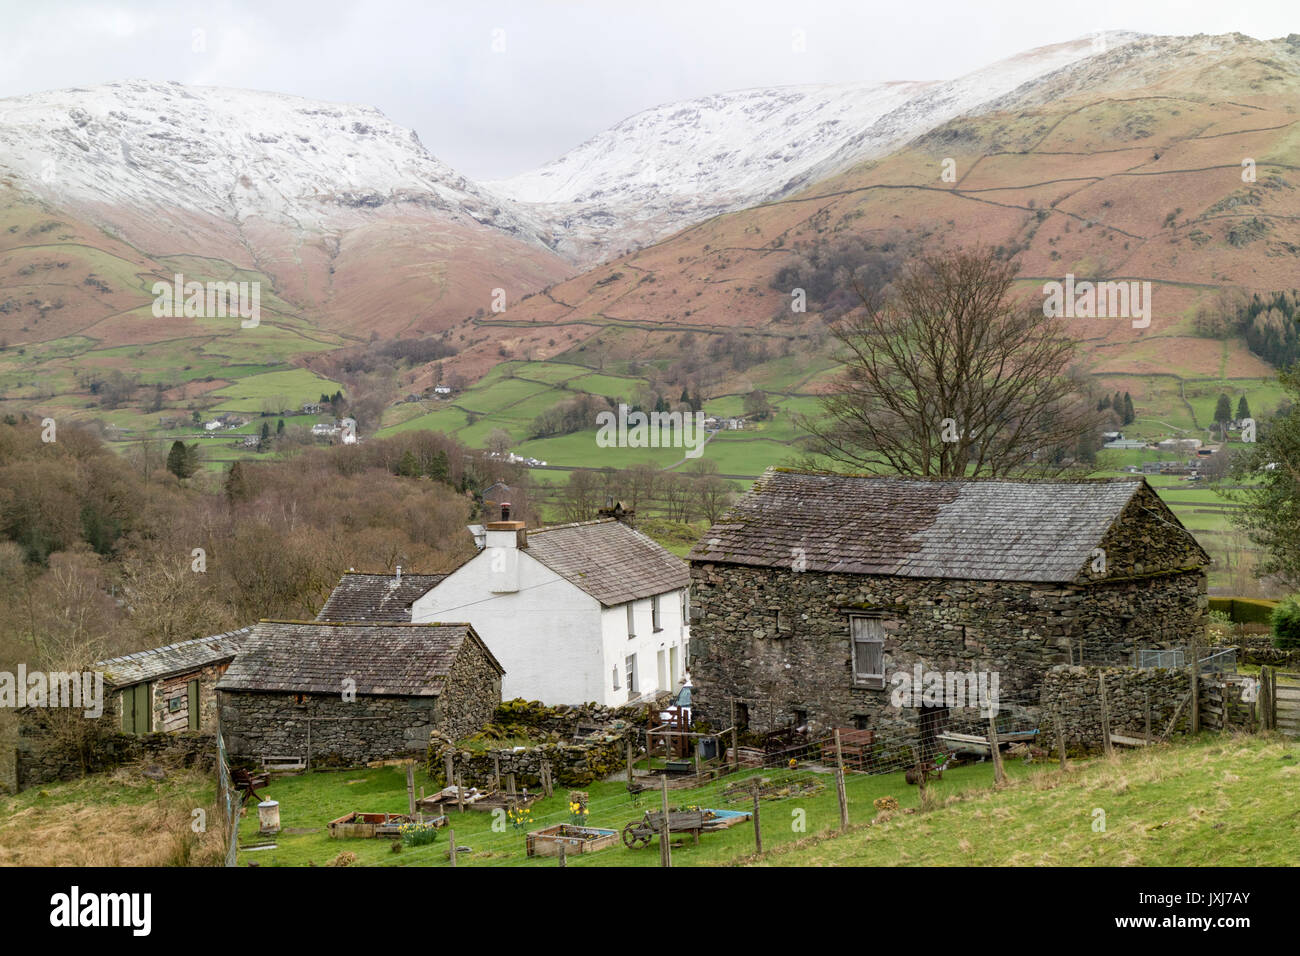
[316,569,446,622]
[688,469,1209,743]
[98,628,249,735]
[216,621,504,766]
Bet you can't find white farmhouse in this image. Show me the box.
[411,518,690,706]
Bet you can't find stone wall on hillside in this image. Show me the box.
[1038,665,1192,750]
[4,706,214,792]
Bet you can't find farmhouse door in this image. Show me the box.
[187,679,200,731]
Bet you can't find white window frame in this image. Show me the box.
[627,602,636,639]
[626,654,638,694]
[651,594,662,632]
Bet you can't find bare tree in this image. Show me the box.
[801,246,1098,478]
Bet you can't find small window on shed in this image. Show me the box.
[850,616,886,689]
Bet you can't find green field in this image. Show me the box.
[207,368,345,414]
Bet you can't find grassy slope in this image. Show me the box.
[0,764,224,866]
[751,734,1300,867]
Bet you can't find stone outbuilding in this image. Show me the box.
[216,621,503,766]
[99,628,250,735]
[687,469,1209,747]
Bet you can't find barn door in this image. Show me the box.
[120,683,152,735]
[187,680,200,731]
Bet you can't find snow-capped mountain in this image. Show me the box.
[0,79,551,248]
[491,33,1144,261]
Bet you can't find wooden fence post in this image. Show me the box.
[443,751,454,788]
[751,781,762,854]
[406,762,416,817]
[1190,631,1201,733]
[456,773,466,813]
[1099,674,1114,756]
[834,729,848,830]
[1053,711,1068,770]
[558,842,566,868]
[659,774,672,868]
[730,700,740,772]
[987,715,1006,784]
[627,738,635,788]
[448,828,456,867]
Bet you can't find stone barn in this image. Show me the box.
[687,469,1209,747]
[216,621,503,766]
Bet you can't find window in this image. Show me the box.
[627,602,636,639]
[625,654,638,694]
[850,616,886,689]
[651,595,662,632]
[612,665,621,691]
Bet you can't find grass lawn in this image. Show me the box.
[234,733,1299,867]
[235,756,1031,868]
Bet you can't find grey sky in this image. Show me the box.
[0,0,1295,179]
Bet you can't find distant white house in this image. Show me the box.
[411,518,690,706]
[310,418,357,444]
[204,419,223,432]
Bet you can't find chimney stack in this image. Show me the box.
[484,519,526,592]
[395,565,402,584]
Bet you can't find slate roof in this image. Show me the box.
[688,469,1154,584]
[524,518,689,606]
[316,572,446,622]
[216,621,502,697]
[98,628,250,688]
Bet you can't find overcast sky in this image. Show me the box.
[0,0,1295,179]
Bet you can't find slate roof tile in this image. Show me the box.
[688,469,1149,584]
[215,621,501,697]
[524,518,688,606]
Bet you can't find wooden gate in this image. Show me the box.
[1276,676,1300,737]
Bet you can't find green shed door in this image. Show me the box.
[187,680,200,731]
[120,683,152,735]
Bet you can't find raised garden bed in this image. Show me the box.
[525,824,619,857]
[328,812,415,839]
[417,787,540,814]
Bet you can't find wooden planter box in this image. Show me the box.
[328,812,414,839]
[525,824,619,857]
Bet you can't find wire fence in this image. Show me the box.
[365,703,1057,868]
[215,728,239,868]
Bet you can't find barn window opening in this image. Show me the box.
[850,615,886,689]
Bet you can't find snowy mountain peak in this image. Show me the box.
[0,79,548,244]
[490,33,1146,260]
